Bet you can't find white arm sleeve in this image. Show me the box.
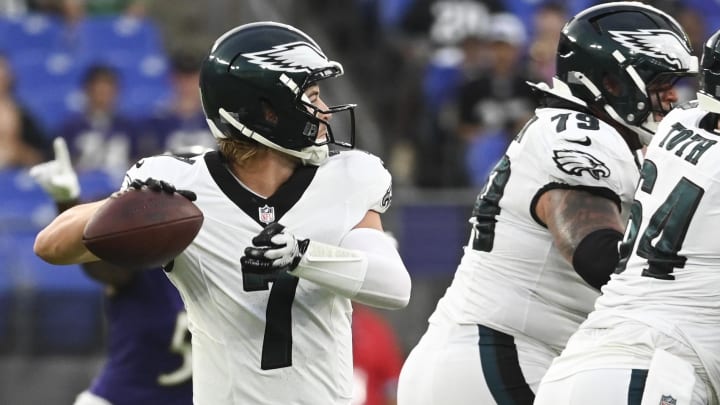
[288,228,411,309]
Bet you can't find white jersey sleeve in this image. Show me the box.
[333,150,392,214]
[537,108,640,209]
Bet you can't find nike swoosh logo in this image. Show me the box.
[567,137,591,146]
[135,159,145,168]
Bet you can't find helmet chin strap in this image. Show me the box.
[211,108,330,166]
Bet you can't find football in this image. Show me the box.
[82,188,204,269]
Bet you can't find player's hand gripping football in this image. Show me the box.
[128,178,197,201]
[241,222,309,273]
[29,137,80,203]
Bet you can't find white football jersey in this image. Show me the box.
[428,107,641,352]
[584,103,720,397]
[123,150,392,405]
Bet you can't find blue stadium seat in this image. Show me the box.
[0,169,56,232]
[77,15,164,57]
[0,14,64,56]
[422,49,464,113]
[10,50,87,131]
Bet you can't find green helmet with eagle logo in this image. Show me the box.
[549,2,698,145]
[199,21,356,165]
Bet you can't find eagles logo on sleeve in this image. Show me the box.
[381,184,392,209]
[552,149,611,180]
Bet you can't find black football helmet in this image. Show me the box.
[534,2,698,144]
[698,29,720,114]
[199,21,356,165]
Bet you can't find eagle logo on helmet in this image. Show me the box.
[609,29,692,70]
[552,149,611,180]
[242,41,330,73]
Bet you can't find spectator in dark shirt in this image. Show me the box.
[456,13,535,185]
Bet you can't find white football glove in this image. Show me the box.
[29,137,80,202]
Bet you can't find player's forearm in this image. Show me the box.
[538,188,624,262]
[289,228,411,309]
[34,200,105,265]
[537,188,625,289]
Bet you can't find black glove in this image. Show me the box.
[241,222,310,274]
[129,178,197,201]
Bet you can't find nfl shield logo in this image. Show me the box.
[258,205,275,224]
[660,395,677,405]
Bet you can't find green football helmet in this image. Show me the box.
[199,21,356,164]
[698,29,720,114]
[537,2,698,145]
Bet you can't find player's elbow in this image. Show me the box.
[357,267,412,310]
[34,230,64,264]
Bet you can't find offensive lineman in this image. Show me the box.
[33,22,411,405]
[397,3,698,404]
[533,28,720,405]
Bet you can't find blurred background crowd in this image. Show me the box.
[0,0,717,403]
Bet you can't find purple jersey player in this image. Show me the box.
[29,137,192,405]
[83,268,192,405]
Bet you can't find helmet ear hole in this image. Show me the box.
[602,74,624,97]
[260,100,279,126]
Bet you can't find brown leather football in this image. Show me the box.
[82,188,203,269]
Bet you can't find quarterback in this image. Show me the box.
[397,3,698,404]
[34,22,411,405]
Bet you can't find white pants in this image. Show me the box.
[534,323,711,405]
[534,367,708,405]
[397,323,555,405]
[73,391,112,405]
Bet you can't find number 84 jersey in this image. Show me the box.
[429,106,640,353]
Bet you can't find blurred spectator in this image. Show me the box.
[0,54,50,168]
[527,2,568,83]
[408,1,504,187]
[58,64,137,174]
[136,51,213,158]
[456,12,535,185]
[353,304,404,405]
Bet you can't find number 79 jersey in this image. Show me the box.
[588,104,720,393]
[122,150,393,405]
[428,106,640,352]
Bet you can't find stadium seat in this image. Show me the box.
[0,169,56,232]
[0,14,64,56]
[77,15,164,57]
[10,50,88,131]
